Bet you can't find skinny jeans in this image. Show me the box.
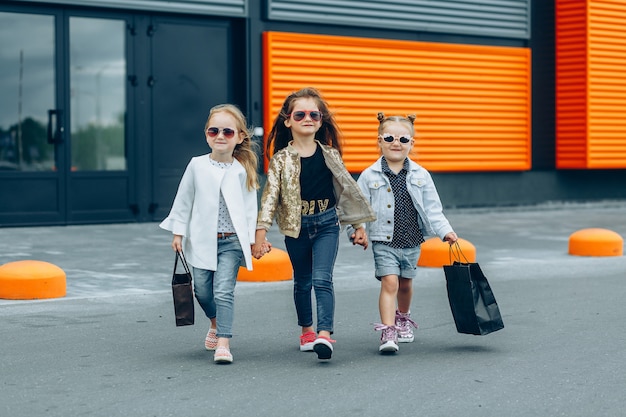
[285,208,340,333]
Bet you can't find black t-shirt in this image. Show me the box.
[299,145,336,215]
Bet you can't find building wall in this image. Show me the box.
[3,0,626,226]
[266,0,531,39]
[262,32,531,174]
[556,0,626,169]
[254,0,626,207]
[14,0,247,16]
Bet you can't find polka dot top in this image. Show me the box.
[209,154,236,233]
[379,156,425,249]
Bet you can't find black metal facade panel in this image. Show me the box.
[12,0,247,16]
[267,0,530,40]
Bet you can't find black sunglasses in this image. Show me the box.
[206,127,237,138]
[381,135,412,144]
[287,110,323,122]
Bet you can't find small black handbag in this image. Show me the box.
[443,243,504,335]
[171,250,194,326]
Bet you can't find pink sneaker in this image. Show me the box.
[299,331,316,352]
[214,346,233,364]
[375,324,399,353]
[205,328,218,351]
[395,310,418,343]
[313,335,336,360]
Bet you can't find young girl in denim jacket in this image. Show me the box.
[353,113,458,353]
[160,104,260,364]
[252,87,375,360]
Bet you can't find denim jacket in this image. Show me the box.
[353,157,454,242]
[257,141,376,238]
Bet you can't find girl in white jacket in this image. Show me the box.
[356,113,458,353]
[160,104,262,364]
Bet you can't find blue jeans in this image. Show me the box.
[285,208,340,333]
[192,235,242,338]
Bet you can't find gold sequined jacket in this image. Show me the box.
[257,141,376,238]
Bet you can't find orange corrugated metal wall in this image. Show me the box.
[556,0,626,169]
[263,31,531,173]
[555,0,589,169]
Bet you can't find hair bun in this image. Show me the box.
[406,114,416,123]
[377,112,386,123]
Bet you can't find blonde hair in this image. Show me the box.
[206,104,259,191]
[376,112,416,136]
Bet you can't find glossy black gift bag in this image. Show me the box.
[172,250,194,326]
[443,243,504,335]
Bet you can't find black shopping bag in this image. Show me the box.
[172,250,194,326]
[443,243,504,335]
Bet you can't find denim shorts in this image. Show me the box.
[372,242,421,280]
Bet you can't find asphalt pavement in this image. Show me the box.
[1,201,625,417]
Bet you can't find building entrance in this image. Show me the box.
[0,5,236,226]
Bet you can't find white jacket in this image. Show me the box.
[355,157,454,242]
[159,154,257,271]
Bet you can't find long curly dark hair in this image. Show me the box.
[266,87,343,156]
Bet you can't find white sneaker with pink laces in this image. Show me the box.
[395,310,418,343]
[375,324,399,353]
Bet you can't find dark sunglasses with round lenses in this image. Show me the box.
[380,134,412,144]
[287,110,323,122]
[206,127,237,138]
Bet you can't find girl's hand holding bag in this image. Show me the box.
[443,242,504,335]
[172,250,194,326]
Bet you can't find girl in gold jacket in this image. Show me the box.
[253,87,375,360]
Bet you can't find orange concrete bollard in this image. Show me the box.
[568,228,623,257]
[0,260,66,300]
[417,237,476,267]
[237,248,293,282]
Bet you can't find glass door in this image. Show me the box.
[0,13,57,172]
[0,10,63,225]
[0,5,240,226]
[66,15,134,224]
[69,17,127,172]
[0,7,133,225]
